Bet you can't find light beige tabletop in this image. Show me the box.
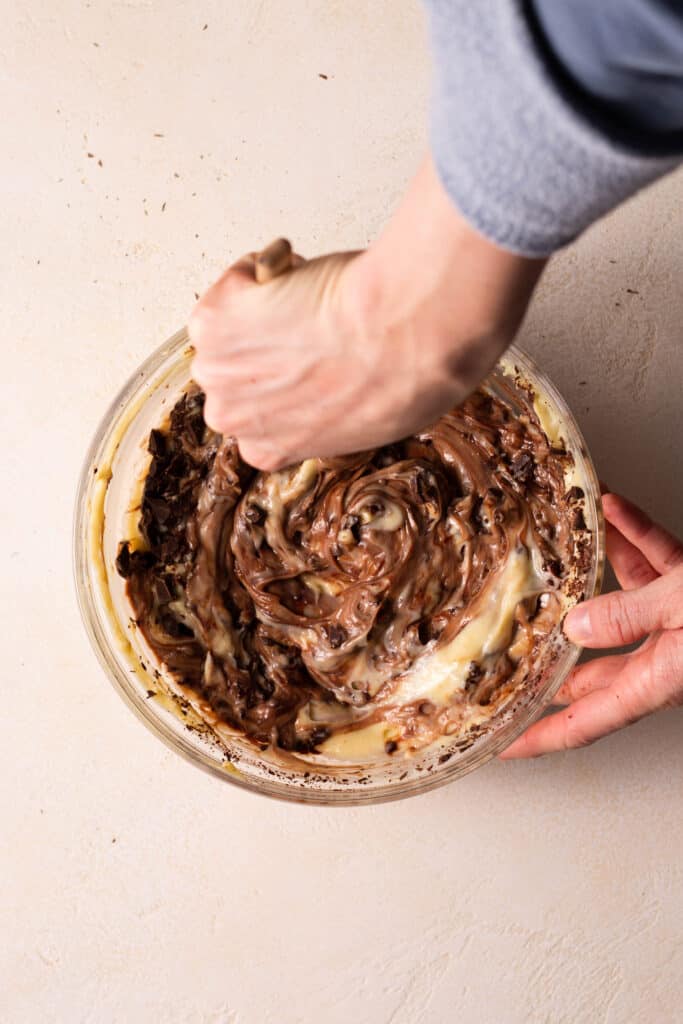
[3,3,682,1022]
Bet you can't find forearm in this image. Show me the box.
[346,156,546,398]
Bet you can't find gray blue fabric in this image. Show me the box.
[532,0,683,141]
[424,0,683,256]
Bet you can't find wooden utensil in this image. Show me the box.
[254,237,293,284]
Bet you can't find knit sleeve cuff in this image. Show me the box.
[425,0,679,256]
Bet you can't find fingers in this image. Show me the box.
[510,496,683,759]
[188,254,258,353]
[602,493,683,576]
[500,637,678,758]
[196,254,258,309]
[499,686,631,758]
[605,521,659,590]
[564,570,683,648]
[237,438,288,472]
[553,653,626,704]
[501,651,651,757]
[200,393,247,436]
[648,629,683,708]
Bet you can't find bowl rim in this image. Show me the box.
[73,328,605,806]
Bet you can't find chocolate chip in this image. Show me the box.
[244,503,266,525]
[327,624,346,649]
[167,452,191,480]
[471,497,491,535]
[544,558,564,578]
[342,514,361,542]
[510,451,533,482]
[254,676,275,700]
[115,541,156,578]
[151,576,173,604]
[148,429,166,456]
[565,486,584,501]
[160,613,193,638]
[384,740,398,754]
[115,541,132,577]
[469,496,483,530]
[572,508,587,531]
[185,410,205,446]
[416,469,438,503]
[147,497,171,524]
[295,727,330,753]
[465,662,482,690]
[417,621,431,645]
[311,727,329,747]
[375,444,403,468]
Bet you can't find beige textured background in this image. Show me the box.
[3,2,682,1022]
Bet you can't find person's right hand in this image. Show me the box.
[502,493,683,758]
[190,155,544,470]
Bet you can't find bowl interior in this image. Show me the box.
[74,330,604,805]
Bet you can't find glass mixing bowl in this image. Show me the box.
[74,330,604,805]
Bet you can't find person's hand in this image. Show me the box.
[502,493,683,759]
[189,155,544,470]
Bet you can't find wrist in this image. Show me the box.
[344,155,546,385]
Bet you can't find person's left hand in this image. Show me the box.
[501,492,683,758]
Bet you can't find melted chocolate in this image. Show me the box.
[118,384,585,754]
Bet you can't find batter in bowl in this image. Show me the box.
[116,380,590,763]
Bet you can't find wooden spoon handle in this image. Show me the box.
[254,238,293,283]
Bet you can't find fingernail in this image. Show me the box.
[564,606,591,643]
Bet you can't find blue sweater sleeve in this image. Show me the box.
[424,0,683,257]
[531,0,683,141]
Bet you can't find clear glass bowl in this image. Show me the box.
[74,329,604,805]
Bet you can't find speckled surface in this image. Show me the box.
[3,2,682,1022]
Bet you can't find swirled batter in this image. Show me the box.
[117,382,590,761]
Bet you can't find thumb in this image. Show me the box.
[564,572,680,648]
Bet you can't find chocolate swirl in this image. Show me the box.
[118,384,581,755]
